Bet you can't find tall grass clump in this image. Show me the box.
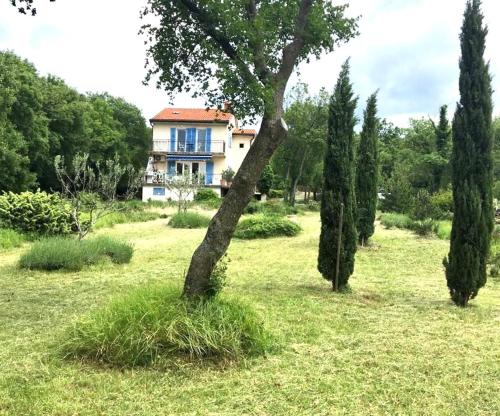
[95,211,161,229]
[379,213,413,230]
[169,211,211,229]
[19,236,133,271]
[234,215,301,239]
[0,228,25,250]
[59,285,276,366]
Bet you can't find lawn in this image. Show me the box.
[0,212,499,415]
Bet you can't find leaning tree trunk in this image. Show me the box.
[183,115,288,297]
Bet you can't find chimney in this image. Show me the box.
[223,101,232,113]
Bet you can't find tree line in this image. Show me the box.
[0,51,151,193]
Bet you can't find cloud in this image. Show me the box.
[0,0,498,128]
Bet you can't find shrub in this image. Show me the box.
[0,191,73,236]
[430,189,453,219]
[436,221,452,240]
[410,189,434,221]
[169,211,211,229]
[197,198,222,210]
[19,236,133,271]
[194,188,219,201]
[0,229,25,250]
[257,164,274,195]
[234,215,301,239]
[244,200,298,216]
[410,219,438,237]
[268,189,284,199]
[59,285,276,366]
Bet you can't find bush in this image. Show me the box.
[410,189,434,221]
[0,191,73,236]
[19,236,133,271]
[436,221,452,240]
[244,200,298,216]
[430,189,453,219]
[59,285,276,366]
[197,198,222,210]
[169,211,211,229]
[234,215,301,239]
[0,229,25,250]
[410,219,438,237]
[268,189,284,199]
[194,188,219,202]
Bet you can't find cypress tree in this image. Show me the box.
[355,92,379,246]
[444,0,493,307]
[318,60,358,291]
[435,105,451,158]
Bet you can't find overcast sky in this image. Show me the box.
[0,0,499,128]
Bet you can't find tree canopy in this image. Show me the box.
[141,0,358,120]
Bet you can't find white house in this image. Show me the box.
[142,107,256,201]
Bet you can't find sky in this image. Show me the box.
[0,0,499,128]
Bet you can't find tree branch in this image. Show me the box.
[176,0,262,87]
[275,0,314,83]
[245,0,272,83]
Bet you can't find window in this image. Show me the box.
[192,162,199,175]
[176,162,183,175]
[177,129,186,151]
[197,129,206,152]
[239,143,244,149]
[153,187,165,196]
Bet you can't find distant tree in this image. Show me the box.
[167,173,204,213]
[318,61,357,291]
[140,0,358,297]
[355,92,379,245]
[444,0,494,307]
[257,164,274,196]
[54,153,143,240]
[430,105,452,189]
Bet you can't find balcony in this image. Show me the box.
[144,171,223,186]
[152,140,225,154]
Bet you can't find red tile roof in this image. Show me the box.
[233,128,257,136]
[151,108,233,123]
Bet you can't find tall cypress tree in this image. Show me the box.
[355,92,379,246]
[445,0,493,307]
[431,105,451,190]
[318,60,358,291]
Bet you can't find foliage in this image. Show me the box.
[244,200,298,216]
[141,1,358,120]
[355,92,379,245]
[221,168,235,183]
[167,172,204,213]
[318,61,357,290]
[19,236,133,271]
[0,190,73,235]
[379,164,414,213]
[379,213,414,230]
[0,51,151,193]
[60,285,276,366]
[430,105,452,189]
[169,211,211,229]
[445,0,494,307]
[207,254,230,298]
[194,188,219,202]
[234,215,301,239]
[268,189,284,199]
[429,189,453,220]
[273,84,329,205]
[410,189,434,221]
[55,153,143,239]
[0,229,25,250]
[257,165,274,196]
[411,219,438,237]
[380,213,447,239]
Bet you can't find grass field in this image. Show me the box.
[1,211,499,415]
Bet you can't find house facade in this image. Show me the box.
[142,107,256,201]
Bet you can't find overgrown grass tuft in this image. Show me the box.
[59,285,276,366]
[234,215,301,239]
[19,236,133,271]
[0,228,25,250]
[380,213,452,240]
[379,213,414,230]
[95,210,162,229]
[169,211,211,228]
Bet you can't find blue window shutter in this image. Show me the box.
[170,128,176,152]
[206,128,212,152]
[187,128,196,151]
[167,160,176,175]
[205,161,214,185]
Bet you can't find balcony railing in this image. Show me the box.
[144,171,224,186]
[153,140,225,154]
